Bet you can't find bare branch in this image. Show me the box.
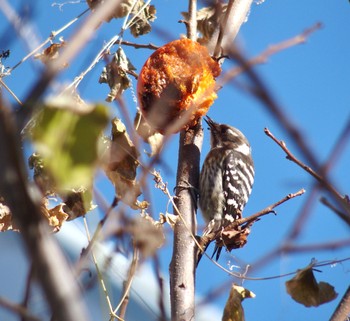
[264,127,350,225]
[120,40,159,50]
[19,0,124,129]
[197,189,305,265]
[213,0,253,59]
[320,196,350,220]
[237,189,306,226]
[113,247,139,320]
[0,296,41,321]
[221,23,322,85]
[186,0,197,41]
[0,79,23,105]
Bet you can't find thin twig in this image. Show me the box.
[0,296,41,321]
[152,255,167,321]
[264,127,350,225]
[220,22,322,85]
[21,264,34,321]
[111,247,139,320]
[286,117,350,240]
[236,189,305,226]
[119,40,159,50]
[83,217,115,317]
[320,197,349,221]
[10,8,90,72]
[197,189,305,263]
[282,239,350,253]
[20,0,124,130]
[0,78,23,105]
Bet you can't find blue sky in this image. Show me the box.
[0,1,350,321]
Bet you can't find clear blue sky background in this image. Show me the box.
[0,1,349,321]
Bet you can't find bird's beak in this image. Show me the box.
[204,116,218,130]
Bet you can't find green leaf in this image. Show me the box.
[31,97,109,192]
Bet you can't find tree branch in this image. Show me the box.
[197,189,305,262]
[264,127,350,225]
[170,123,202,321]
[329,286,350,321]
[220,22,322,85]
[0,101,89,321]
[213,0,253,59]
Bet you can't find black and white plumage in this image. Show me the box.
[199,116,254,260]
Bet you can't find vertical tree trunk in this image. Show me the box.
[170,124,202,321]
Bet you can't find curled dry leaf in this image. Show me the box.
[103,118,142,209]
[182,5,228,45]
[222,284,255,321]
[134,109,163,156]
[164,212,178,229]
[214,225,251,258]
[137,38,221,134]
[34,40,68,68]
[99,47,136,102]
[285,264,338,307]
[41,200,69,231]
[29,153,96,221]
[86,0,156,32]
[129,3,156,37]
[128,216,164,258]
[0,200,18,232]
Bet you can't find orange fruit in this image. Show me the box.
[137,38,221,134]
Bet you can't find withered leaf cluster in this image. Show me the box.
[86,0,156,37]
[182,4,228,45]
[99,48,136,102]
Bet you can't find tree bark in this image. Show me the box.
[170,124,202,321]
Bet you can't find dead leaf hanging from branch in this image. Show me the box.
[285,263,338,307]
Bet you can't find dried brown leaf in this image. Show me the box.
[128,216,164,258]
[285,265,338,307]
[182,5,227,44]
[129,4,156,37]
[99,48,136,102]
[222,284,255,321]
[0,201,17,232]
[41,201,69,231]
[34,41,68,67]
[103,118,142,208]
[86,0,137,22]
[134,110,163,156]
[217,225,250,253]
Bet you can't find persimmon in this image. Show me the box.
[137,38,221,134]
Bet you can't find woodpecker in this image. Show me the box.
[199,116,254,261]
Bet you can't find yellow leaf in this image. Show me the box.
[222,284,255,321]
